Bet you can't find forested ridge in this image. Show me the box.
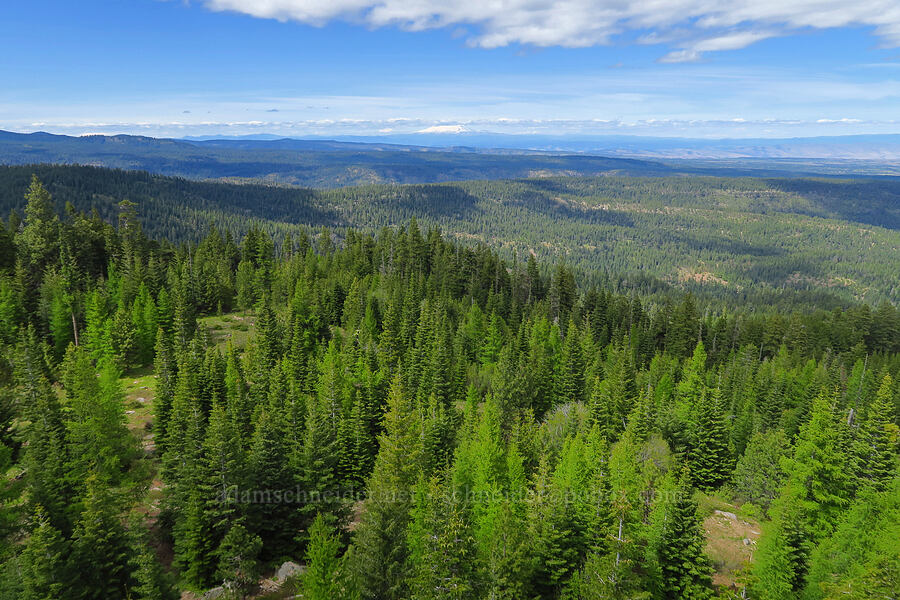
[1,164,899,310]
[0,176,898,599]
[0,130,672,188]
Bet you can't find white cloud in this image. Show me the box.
[203,0,900,60]
[660,31,777,62]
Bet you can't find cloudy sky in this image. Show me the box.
[3,0,900,138]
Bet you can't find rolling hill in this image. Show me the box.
[1,164,897,308]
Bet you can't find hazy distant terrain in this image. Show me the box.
[4,130,900,188]
[0,130,673,187]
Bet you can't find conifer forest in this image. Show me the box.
[0,171,897,600]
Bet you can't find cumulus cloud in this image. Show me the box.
[203,0,900,59]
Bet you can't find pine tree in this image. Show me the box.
[16,176,59,274]
[67,477,135,600]
[152,329,176,453]
[473,441,533,600]
[856,374,898,491]
[732,429,791,512]
[297,392,344,534]
[689,388,733,490]
[173,487,218,589]
[16,329,76,533]
[782,390,852,540]
[201,402,244,553]
[62,348,136,484]
[751,391,853,599]
[529,455,577,597]
[602,342,638,433]
[303,513,344,600]
[131,532,178,600]
[656,468,713,600]
[246,407,298,557]
[589,376,617,440]
[750,483,812,600]
[216,522,262,599]
[19,507,68,600]
[559,320,586,405]
[350,374,424,600]
[224,340,252,441]
[407,477,478,600]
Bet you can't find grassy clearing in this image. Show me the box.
[121,365,156,445]
[696,492,762,589]
[199,310,256,352]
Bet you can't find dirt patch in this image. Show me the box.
[704,510,761,588]
[676,267,729,287]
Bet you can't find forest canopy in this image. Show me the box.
[0,175,897,600]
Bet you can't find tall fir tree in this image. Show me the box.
[303,513,346,600]
[351,374,424,600]
[689,388,733,490]
[655,468,713,600]
[67,477,136,600]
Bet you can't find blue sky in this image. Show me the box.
[2,0,900,138]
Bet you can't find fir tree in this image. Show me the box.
[407,477,478,600]
[67,477,135,600]
[689,388,733,490]
[856,374,898,491]
[216,522,262,599]
[130,531,178,600]
[16,176,59,274]
[62,348,136,484]
[350,375,423,600]
[656,468,713,600]
[303,513,344,600]
[19,507,68,600]
[559,320,586,405]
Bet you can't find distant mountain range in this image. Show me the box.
[181,131,900,159]
[311,132,900,160]
[2,129,900,187]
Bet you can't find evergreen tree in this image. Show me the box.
[407,477,477,600]
[67,477,135,600]
[246,407,297,557]
[303,513,345,600]
[564,549,650,600]
[689,388,733,490]
[655,468,713,600]
[216,522,262,599]
[19,508,68,600]
[351,375,423,600]
[16,176,59,275]
[559,320,586,405]
[16,330,76,533]
[732,429,792,512]
[62,348,136,483]
[752,391,854,599]
[132,543,178,600]
[855,374,898,491]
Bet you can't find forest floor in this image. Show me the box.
[699,495,762,590]
[198,311,256,351]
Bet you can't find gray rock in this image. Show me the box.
[743,538,752,546]
[713,510,738,521]
[202,586,225,600]
[275,560,305,583]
